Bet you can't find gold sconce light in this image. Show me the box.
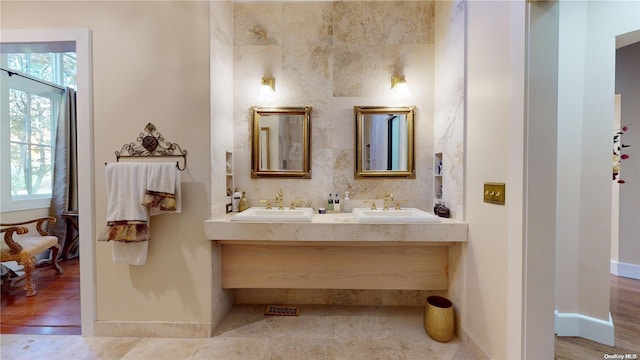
[391,75,410,98]
[260,77,275,99]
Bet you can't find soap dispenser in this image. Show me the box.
[342,191,351,213]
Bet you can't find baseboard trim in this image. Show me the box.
[93,321,211,338]
[554,311,615,346]
[610,260,640,280]
[459,328,490,360]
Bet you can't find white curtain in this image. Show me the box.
[48,87,78,260]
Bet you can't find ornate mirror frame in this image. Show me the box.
[354,106,416,179]
[251,106,312,178]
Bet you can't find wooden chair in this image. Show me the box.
[1,217,63,296]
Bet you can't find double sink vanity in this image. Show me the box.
[206,105,467,293]
[205,206,467,292]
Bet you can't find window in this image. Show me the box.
[1,47,76,211]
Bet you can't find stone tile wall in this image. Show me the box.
[230,1,436,210]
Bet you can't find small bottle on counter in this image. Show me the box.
[239,191,248,212]
[342,191,351,213]
[434,201,450,218]
[327,194,334,212]
[333,193,340,213]
[232,188,242,212]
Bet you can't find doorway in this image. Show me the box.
[611,36,640,281]
[0,28,95,336]
[552,0,640,353]
[1,47,79,333]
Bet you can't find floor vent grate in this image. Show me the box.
[264,305,301,316]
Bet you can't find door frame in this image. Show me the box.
[1,28,96,336]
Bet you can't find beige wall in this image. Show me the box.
[464,1,527,359]
[209,0,235,328]
[2,1,214,335]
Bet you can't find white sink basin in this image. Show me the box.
[231,207,314,222]
[352,207,441,224]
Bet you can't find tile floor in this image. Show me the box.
[1,305,474,360]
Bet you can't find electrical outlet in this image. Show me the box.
[484,183,506,205]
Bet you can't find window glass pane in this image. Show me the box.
[6,52,76,88]
[10,143,28,196]
[7,54,27,73]
[29,94,53,145]
[30,145,52,195]
[9,89,28,142]
[27,53,53,82]
[2,48,72,208]
[62,52,77,89]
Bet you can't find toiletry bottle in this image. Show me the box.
[232,188,242,212]
[333,193,340,213]
[239,191,248,212]
[436,202,450,218]
[327,194,334,212]
[342,191,351,213]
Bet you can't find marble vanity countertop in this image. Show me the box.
[204,212,467,243]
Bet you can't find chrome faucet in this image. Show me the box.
[383,192,394,210]
[275,190,284,210]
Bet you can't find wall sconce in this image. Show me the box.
[260,77,275,99]
[391,75,410,98]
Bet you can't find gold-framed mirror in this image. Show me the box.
[355,106,415,178]
[251,106,312,178]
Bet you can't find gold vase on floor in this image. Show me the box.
[424,295,454,342]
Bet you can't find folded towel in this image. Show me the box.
[100,163,150,242]
[100,162,182,266]
[143,162,182,215]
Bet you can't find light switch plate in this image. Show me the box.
[484,182,506,205]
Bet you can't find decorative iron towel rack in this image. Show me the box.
[110,123,187,171]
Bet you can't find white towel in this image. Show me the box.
[100,163,150,241]
[112,241,148,266]
[100,162,181,266]
[143,162,182,215]
[100,163,150,265]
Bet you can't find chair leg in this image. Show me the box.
[20,255,38,297]
[50,243,63,275]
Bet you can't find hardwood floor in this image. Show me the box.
[1,258,80,335]
[555,275,640,359]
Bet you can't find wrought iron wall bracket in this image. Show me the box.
[112,123,187,171]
